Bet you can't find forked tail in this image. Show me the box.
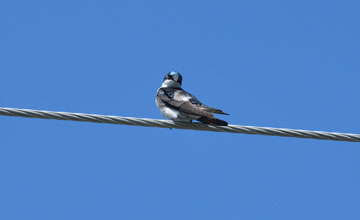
[197,117,228,126]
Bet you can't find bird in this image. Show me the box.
[156,71,229,126]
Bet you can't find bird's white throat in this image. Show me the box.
[161,79,181,88]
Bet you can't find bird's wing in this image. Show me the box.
[186,91,229,115]
[200,106,229,115]
[157,88,215,118]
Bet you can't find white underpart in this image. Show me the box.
[159,106,199,122]
[156,98,199,122]
[161,79,181,88]
[159,105,180,120]
[155,96,177,120]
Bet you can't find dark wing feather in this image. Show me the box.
[177,102,214,118]
[157,88,215,118]
[201,106,229,115]
[185,91,229,115]
[189,96,203,106]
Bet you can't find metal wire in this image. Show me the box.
[0,107,359,142]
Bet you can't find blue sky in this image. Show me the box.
[1,0,359,219]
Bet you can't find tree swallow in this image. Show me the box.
[156,71,229,126]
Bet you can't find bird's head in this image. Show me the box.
[161,71,182,88]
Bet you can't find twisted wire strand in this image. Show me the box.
[0,107,359,142]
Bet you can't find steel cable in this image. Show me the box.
[0,107,359,142]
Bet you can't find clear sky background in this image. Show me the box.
[1,0,359,219]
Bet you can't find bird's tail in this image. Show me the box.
[197,117,228,126]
